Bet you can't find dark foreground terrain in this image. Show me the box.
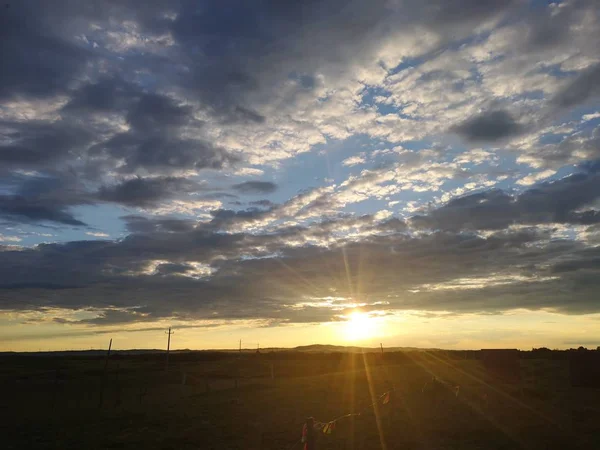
[1,348,599,449]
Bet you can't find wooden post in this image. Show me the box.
[104,339,112,372]
[165,327,174,372]
[98,338,112,409]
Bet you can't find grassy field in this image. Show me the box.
[1,350,599,449]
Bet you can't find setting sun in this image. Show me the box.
[344,311,377,341]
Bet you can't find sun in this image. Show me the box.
[344,311,377,341]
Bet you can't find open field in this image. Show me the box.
[1,350,599,450]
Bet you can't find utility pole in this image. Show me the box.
[98,338,112,408]
[239,339,242,353]
[165,327,174,372]
[380,343,384,355]
[104,338,113,372]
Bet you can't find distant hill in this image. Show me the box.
[10,344,598,356]
[0,344,439,356]
[292,344,435,353]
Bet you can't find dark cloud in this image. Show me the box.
[86,91,239,174]
[0,121,91,170]
[552,62,600,109]
[122,215,196,234]
[453,110,523,142]
[206,208,269,230]
[374,217,408,234]
[202,192,239,200]
[0,2,90,100]
[77,308,151,326]
[62,76,139,113]
[551,256,600,274]
[126,94,194,131]
[93,133,238,174]
[0,174,88,226]
[0,172,208,226]
[411,166,600,231]
[232,181,277,194]
[250,199,276,208]
[1,223,599,323]
[0,195,85,226]
[97,176,200,207]
[154,262,194,275]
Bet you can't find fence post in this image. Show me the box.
[98,338,112,409]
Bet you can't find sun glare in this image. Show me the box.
[344,311,377,341]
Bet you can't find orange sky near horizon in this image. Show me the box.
[2,309,599,352]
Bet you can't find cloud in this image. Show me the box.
[516,125,600,169]
[0,1,90,100]
[0,121,92,171]
[232,181,277,194]
[62,76,139,113]
[342,155,367,167]
[122,215,197,234]
[515,169,556,186]
[97,176,201,207]
[582,112,600,122]
[2,220,600,324]
[411,166,600,231]
[0,174,88,226]
[95,134,238,174]
[0,196,86,226]
[552,62,600,109]
[250,200,276,208]
[87,91,240,174]
[453,110,524,142]
[0,234,22,243]
[85,232,109,238]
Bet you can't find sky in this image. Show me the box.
[1,0,600,352]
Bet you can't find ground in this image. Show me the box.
[1,350,599,449]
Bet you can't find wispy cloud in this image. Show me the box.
[85,232,109,238]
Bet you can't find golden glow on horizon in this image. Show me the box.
[344,311,377,341]
[2,309,600,352]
